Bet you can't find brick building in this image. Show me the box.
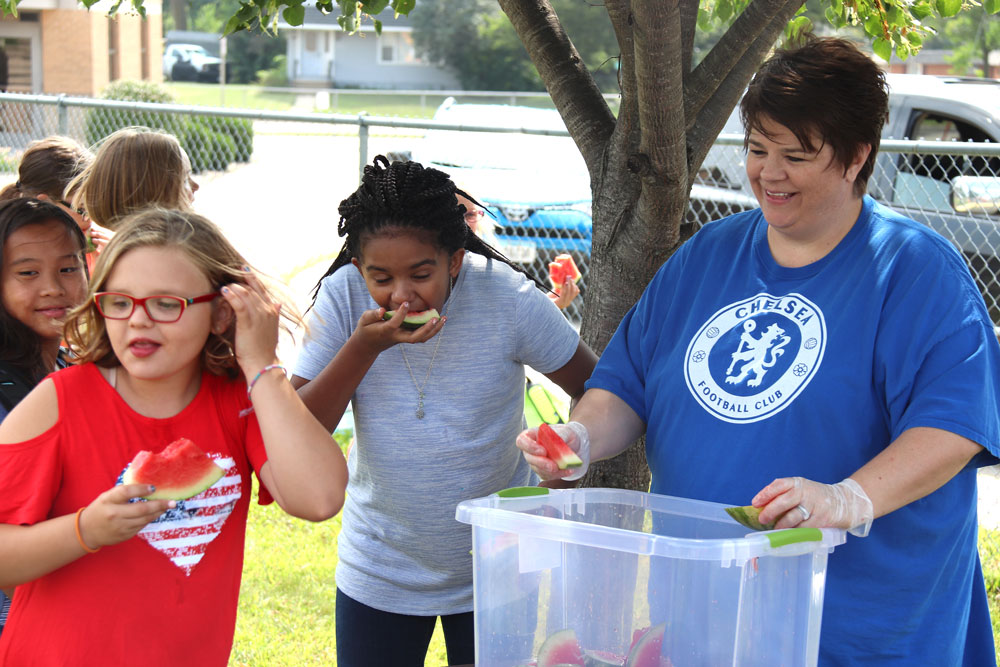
[0,0,162,96]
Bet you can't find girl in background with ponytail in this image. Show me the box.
[292,156,596,666]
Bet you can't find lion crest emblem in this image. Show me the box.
[724,320,791,387]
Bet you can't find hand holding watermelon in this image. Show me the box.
[352,302,445,355]
[76,484,177,552]
[515,421,591,482]
[547,254,582,294]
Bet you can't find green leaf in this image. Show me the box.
[987,0,1000,14]
[911,2,934,19]
[873,36,893,61]
[364,0,390,14]
[392,0,416,16]
[825,6,846,27]
[697,8,713,31]
[906,30,924,45]
[864,13,883,36]
[717,0,733,23]
[282,4,305,25]
[935,0,963,17]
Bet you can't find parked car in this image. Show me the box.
[697,74,1000,324]
[163,43,222,83]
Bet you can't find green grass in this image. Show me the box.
[162,82,561,118]
[981,526,1000,664]
[230,431,449,666]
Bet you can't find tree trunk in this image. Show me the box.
[171,0,187,32]
[499,0,802,492]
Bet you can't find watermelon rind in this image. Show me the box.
[537,628,585,667]
[383,308,440,330]
[625,623,667,667]
[583,649,626,666]
[123,438,226,501]
[725,505,774,531]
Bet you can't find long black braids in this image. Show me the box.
[311,155,546,305]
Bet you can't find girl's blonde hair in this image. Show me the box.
[0,136,93,202]
[70,127,191,230]
[65,208,301,378]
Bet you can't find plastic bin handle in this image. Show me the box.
[496,486,550,498]
[765,527,823,549]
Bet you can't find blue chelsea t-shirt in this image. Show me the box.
[588,196,1000,665]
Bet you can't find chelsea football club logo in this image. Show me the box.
[684,292,826,423]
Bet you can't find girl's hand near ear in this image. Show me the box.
[351,303,445,356]
[220,270,282,377]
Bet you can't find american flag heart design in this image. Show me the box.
[116,456,241,576]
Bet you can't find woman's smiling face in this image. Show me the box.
[352,228,464,315]
[746,115,867,241]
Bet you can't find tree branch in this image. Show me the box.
[679,0,700,76]
[498,0,615,170]
[685,0,803,121]
[684,0,805,181]
[632,0,689,249]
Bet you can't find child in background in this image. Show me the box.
[0,197,89,638]
[70,126,199,231]
[0,208,347,665]
[0,136,112,256]
[456,191,580,310]
[292,156,596,666]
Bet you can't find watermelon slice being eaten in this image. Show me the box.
[548,253,582,293]
[383,308,440,330]
[123,437,226,500]
[538,423,583,470]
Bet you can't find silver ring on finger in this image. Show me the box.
[796,504,811,522]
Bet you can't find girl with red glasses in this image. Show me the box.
[0,208,347,665]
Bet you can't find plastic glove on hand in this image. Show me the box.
[515,421,591,482]
[752,476,873,537]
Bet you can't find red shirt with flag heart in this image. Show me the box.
[0,363,271,666]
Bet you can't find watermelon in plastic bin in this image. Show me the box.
[583,648,626,666]
[625,623,672,667]
[122,437,225,501]
[537,628,585,666]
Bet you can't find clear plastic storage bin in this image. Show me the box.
[456,487,845,667]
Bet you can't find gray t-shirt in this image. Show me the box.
[295,253,580,615]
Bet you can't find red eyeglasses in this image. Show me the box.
[94,292,219,323]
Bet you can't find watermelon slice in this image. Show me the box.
[724,505,774,531]
[383,308,440,330]
[537,628,585,666]
[537,423,583,470]
[583,649,626,666]
[625,623,671,667]
[548,253,582,293]
[123,438,225,500]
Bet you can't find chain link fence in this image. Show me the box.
[1,93,1000,328]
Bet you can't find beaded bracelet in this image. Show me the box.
[246,364,287,401]
[74,507,100,554]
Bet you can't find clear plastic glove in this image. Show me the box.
[752,476,873,537]
[515,421,591,482]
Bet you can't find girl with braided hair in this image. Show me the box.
[292,155,596,666]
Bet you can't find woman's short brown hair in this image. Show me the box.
[740,36,889,197]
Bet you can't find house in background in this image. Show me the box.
[880,48,1000,78]
[0,0,161,95]
[276,6,459,89]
